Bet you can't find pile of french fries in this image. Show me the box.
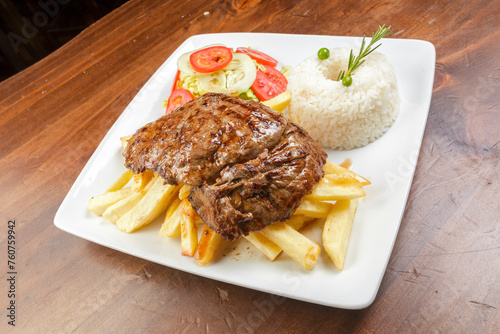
[88,138,370,271]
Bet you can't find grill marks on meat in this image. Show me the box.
[189,123,327,241]
[124,93,327,241]
[123,93,287,186]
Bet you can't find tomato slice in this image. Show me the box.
[251,65,288,101]
[236,47,278,67]
[171,70,182,92]
[189,46,233,73]
[166,89,194,113]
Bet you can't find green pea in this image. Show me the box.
[317,48,330,60]
[342,75,352,87]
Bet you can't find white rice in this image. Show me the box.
[287,48,400,150]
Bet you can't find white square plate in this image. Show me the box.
[55,33,435,309]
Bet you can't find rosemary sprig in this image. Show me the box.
[337,25,393,86]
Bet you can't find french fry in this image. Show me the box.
[322,199,358,271]
[260,222,320,270]
[102,178,155,224]
[245,216,315,261]
[120,135,132,149]
[195,225,222,266]
[116,178,180,233]
[178,184,193,200]
[294,199,333,218]
[323,161,347,174]
[106,170,134,192]
[323,161,371,186]
[180,199,198,256]
[305,183,365,201]
[245,233,282,261]
[91,133,370,271]
[194,215,205,225]
[286,215,316,230]
[324,171,371,186]
[323,174,360,186]
[158,197,182,237]
[338,159,352,169]
[102,192,143,224]
[131,170,155,191]
[88,187,135,216]
[165,197,182,221]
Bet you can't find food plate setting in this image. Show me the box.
[54,33,435,309]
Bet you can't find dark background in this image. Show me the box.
[0,0,129,82]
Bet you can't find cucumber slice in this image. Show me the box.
[177,46,257,96]
[225,53,257,95]
[198,70,228,94]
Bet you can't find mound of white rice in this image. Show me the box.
[287,48,400,150]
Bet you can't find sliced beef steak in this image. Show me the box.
[189,123,327,241]
[124,93,327,241]
[123,93,287,186]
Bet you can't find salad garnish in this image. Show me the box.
[251,65,288,102]
[189,46,233,73]
[166,88,194,113]
[236,47,278,67]
[164,45,290,113]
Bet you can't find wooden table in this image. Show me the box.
[1,0,498,332]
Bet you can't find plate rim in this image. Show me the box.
[54,32,436,309]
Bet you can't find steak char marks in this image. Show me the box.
[124,93,327,241]
[124,93,288,186]
[189,123,327,240]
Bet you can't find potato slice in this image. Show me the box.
[180,199,198,256]
[116,178,179,233]
[323,161,370,185]
[102,192,143,224]
[103,178,155,224]
[158,197,182,238]
[260,222,320,270]
[88,187,134,216]
[338,159,352,169]
[323,161,347,174]
[245,216,315,261]
[294,199,333,218]
[178,184,193,200]
[105,170,134,192]
[120,135,132,150]
[322,199,358,271]
[131,170,155,192]
[195,225,222,266]
[286,215,316,231]
[322,174,359,186]
[305,184,365,201]
[245,233,282,261]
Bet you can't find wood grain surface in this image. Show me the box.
[1,0,499,333]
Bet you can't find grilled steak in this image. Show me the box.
[189,123,327,240]
[124,93,327,240]
[123,93,287,186]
